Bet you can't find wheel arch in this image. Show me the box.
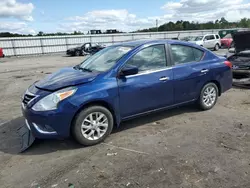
[70,100,118,135]
[204,80,221,96]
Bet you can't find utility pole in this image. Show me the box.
[156,19,158,32]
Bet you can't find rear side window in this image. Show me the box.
[193,48,204,61]
[170,44,204,64]
[205,35,215,40]
[215,35,220,39]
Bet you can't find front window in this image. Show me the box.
[125,45,167,73]
[195,36,203,41]
[79,46,133,72]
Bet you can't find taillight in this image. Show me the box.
[224,61,232,69]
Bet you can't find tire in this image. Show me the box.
[214,43,219,51]
[198,83,219,110]
[75,51,81,56]
[72,106,114,146]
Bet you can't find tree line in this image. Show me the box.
[0,17,250,37]
[136,17,250,32]
[0,31,84,37]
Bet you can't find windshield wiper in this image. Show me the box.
[78,67,93,72]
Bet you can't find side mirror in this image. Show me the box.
[204,38,207,41]
[119,66,138,77]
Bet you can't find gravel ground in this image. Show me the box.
[0,50,250,188]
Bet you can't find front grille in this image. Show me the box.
[22,93,36,105]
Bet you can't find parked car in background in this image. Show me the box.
[22,39,232,146]
[66,42,105,56]
[227,31,250,87]
[181,36,196,42]
[220,33,233,48]
[189,34,221,51]
[0,48,4,58]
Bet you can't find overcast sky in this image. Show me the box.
[0,0,250,34]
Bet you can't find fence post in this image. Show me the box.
[164,33,167,39]
[112,35,114,44]
[40,37,44,54]
[11,39,16,56]
[65,37,68,50]
[132,34,134,40]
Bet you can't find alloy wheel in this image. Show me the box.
[81,112,109,141]
[202,86,217,107]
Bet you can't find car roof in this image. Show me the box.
[113,39,200,48]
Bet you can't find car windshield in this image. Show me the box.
[78,46,133,72]
[195,36,203,41]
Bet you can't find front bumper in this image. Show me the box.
[22,105,75,139]
[232,69,250,86]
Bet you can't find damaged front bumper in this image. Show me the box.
[17,122,35,152]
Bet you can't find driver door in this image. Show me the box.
[118,44,174,119]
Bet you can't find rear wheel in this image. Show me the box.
[72,106,113,146]
[198,83,218,110]
[214,43,219,51]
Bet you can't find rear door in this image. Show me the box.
[203,35,215,48]
[169,44,211,104]
[209,35,216,48]
[203,35,210,48]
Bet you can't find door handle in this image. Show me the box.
[159,77,169,81]
[201,69,209,73]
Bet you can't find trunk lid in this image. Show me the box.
[233,31,250,53]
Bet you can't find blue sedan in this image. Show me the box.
[22,39,232,145]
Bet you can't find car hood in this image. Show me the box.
[35,67,99,91]
[233,31,250,53]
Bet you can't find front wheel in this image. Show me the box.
[72,106,114,146]
[198,83,218,110]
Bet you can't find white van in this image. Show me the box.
[189,34,221,51]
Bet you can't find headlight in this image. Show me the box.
[32,87,77,111]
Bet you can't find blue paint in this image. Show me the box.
[22,40,232,139]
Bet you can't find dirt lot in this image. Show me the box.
[0,51,250,188]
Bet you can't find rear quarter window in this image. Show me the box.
[210,35,215,40]
[216,35,220,39]
[193,48,204,61]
